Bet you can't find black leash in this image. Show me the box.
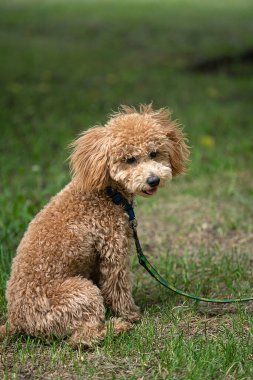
[106,187,253,303]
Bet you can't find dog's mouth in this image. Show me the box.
[142,187,158,196]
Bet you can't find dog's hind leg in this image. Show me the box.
[6,277,133,347]
[7,277,106,344]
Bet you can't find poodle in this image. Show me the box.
[0,104,189,347]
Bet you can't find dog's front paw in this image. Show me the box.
[126,311,141,323]
[122,305,141,323]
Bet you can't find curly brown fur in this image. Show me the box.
[1,105,189,347]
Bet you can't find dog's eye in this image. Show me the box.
[149,151,157,159]
[126,157,137,165]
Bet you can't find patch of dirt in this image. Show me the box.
[0,341,142,380]
[188,47,253,73]
[198,301,253,316]
[137,169,253,258]
[0,341,81,380]
[177,315,233,338]
[137,194,253,258]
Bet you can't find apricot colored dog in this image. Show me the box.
[1,105,189,347]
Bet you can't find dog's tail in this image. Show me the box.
[0,322,16,341]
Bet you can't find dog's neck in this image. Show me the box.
[108,180,134,204]
[70,179,134,204]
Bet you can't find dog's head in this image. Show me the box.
[70,104,190,197]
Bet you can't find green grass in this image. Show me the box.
[0,0,253,378]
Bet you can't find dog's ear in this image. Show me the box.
[69,126,109,192]
[152,108,190,176]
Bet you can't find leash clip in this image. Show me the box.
[130,219,138,230]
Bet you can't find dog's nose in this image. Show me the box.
[146,176,160,187]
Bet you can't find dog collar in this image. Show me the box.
[105,187,136,222]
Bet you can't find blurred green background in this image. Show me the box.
[1,0,253,192]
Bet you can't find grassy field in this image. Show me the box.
[0,0,253,378]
